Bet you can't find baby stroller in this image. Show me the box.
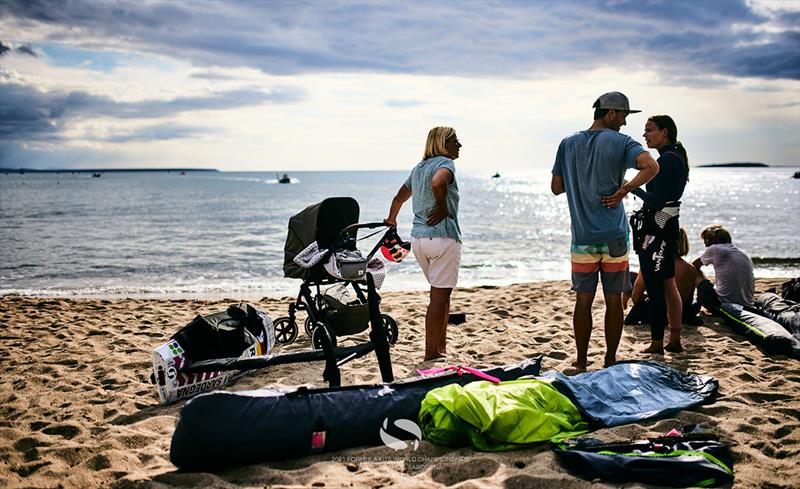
[274,197,403,350]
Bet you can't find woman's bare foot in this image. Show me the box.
[665,328,683,353]
[642,342,664,354]
[665,341,683,353]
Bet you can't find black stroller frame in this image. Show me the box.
[274,197,398,351]
[182,197,398,387]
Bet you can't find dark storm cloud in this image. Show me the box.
[1,0,797,80]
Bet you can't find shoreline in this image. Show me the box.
[1,278,798,488]
[2,268,797,301]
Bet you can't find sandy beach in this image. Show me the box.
[1,277,798,488]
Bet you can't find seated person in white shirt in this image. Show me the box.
[692,224,755,313]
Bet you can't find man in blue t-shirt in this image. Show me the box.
[551,91,659,372]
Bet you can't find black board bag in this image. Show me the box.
[171,356,542,470]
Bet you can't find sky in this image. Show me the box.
[1,0,799,172]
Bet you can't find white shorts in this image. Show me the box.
[411,237,462,289]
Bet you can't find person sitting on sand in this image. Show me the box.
[692,224,755,312]
[625,227,703,332]
[385,126,462,361]
[551,91,658,371]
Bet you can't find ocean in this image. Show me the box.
[1,168,798,299]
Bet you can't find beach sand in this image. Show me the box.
[1,278,798,488]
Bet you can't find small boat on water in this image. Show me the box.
[793,171,800,179]
[492,172,500,179]
[92,172,101,178]
[278,173,291,184]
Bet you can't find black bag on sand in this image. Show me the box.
[170,356,542,470]
[171,303,266,362]
[754,292,800,340]
[781,277,800,302]
[719,302,800,358]
[554,427,733,487]
[624,298,702,327]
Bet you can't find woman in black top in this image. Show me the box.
[632,115,689,353]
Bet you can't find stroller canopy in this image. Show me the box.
[283,197,360,279]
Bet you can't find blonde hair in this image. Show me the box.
[423,126,457,160]
[700,224,732,246]
[677,227,690,257]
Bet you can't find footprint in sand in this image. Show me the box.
[42,424,82,440]
[740,391,792,403]
[774,425,795,439]
[13,461,52,477]
[84,453,113,471]
[430,457,500,485]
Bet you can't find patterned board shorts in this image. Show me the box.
[571,237,631,293]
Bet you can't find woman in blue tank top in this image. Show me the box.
[385,127,463,360]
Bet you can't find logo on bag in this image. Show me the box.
[379,417,421,451]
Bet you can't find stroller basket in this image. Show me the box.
[331,250,369,281]
[322,293,379,336]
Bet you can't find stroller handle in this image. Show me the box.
[329,222,393,261]
[339,221,389,235]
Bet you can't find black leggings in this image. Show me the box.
[632,209,679,341]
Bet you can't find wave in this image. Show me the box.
[0,279,298,300]
[751,257,800,266]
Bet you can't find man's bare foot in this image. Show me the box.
[603,355,617,368]
[569,360,587,371]
[665,341,683,353]
[563,362,587,376]
[642,339,664,354]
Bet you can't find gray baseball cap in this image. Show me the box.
[593,91,641,113]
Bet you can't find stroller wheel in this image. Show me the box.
[304,306,333,337]
[380,314,399,345]
[273,317,299,344]
[311,322,337,350]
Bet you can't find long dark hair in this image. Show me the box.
[649,115,689,180]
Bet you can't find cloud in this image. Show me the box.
[0,139,132,169]
[384,99,425,108]
[659,74,738,89]
[1,0,797,80]
[99,124,214,143]
[768,101,800,109]
[0,82,304,142]
[190,72,239,81]
[16,44,37,56]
